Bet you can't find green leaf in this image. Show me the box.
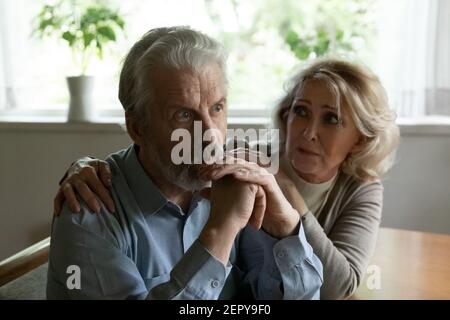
[97,25,116,42]
[336,29,344,41]
[294,42,312,60]
[83,32,96,48]
[33,2,126,71]
[96,37,104,59]
[284,29,299,48]
[38,19,53,32]
[62,31,77,46]
[114,16,125,30]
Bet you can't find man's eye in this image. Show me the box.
[174,109,193,122]
[324,112,341,125]
[293,105,308,117]
[212,104,223,113]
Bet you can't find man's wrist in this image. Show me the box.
[265,209,301,239]
[280,209,301,238]
[199,217,241,265]
[285,187,309,216]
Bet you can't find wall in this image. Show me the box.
[0,120,449,261]
[381,126,450,234]
[0,122,131,261]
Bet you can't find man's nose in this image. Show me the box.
[199,115,216,132]
[192,117,223,163]
[198,115,223,143]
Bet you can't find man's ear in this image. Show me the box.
[125,111,144,146]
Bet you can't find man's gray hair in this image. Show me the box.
[118,26,228,127]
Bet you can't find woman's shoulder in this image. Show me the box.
[317,172,384,229]
[333,171,384,207]
[336,171,383,192]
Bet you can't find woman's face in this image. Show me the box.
[285,79,362,183]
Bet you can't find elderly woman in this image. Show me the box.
[287,60,397,298]
[54,58,399,299]
[196,59,400,299]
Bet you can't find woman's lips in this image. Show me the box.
[297,147,320,157]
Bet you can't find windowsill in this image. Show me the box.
[396,116,450,135]
[0,115,450,135]
[0,117,126,133]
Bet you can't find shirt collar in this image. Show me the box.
[122,144,169,215]
[121,144,206,217]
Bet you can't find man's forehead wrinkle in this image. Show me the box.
[163,72,201,106]
[155,65,225,110]
[200,67,225,101]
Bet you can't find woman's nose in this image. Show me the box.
[302,121,318,141]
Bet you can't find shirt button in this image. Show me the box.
[211,280,220,288]
[277,250,286,258]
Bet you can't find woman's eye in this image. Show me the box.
[174,109,193,122]
[324,112,341,125]
[293,105,308,117]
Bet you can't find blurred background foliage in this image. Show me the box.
[204,0,377,110]
[28,0,377,111]
[33,0,125,74]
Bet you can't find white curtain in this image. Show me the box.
[0,0,15,110]
[375,0,450,118]
[1,0,449,117]
[0,0,29,111]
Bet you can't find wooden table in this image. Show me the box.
[352,228,450,300]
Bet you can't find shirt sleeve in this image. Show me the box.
[239,222,323,300]
[148,241,232,300]
[47,203,231,300]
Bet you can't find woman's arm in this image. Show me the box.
[298,181,383,299]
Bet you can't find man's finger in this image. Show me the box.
[197,164,238,181]
[62,183,81,213]
[209,164,250,181]
[228,149,261,163]
[248,185,266,230]
[233,168,272,188]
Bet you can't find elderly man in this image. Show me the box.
[47,26,322,299]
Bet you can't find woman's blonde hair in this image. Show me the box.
[273,58,400,182]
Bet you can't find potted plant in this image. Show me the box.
[34,1,125,122]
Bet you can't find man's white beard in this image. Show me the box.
[146,141,210,192]
[160,160,210,191]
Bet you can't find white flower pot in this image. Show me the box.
[66,76,95,122]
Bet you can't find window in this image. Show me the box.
[0,0,449,120]
[373,0,450,119]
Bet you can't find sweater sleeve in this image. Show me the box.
[301,180,383,300]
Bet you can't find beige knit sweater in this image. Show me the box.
[300,171,383,300]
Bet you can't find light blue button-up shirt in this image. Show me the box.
[47,145,323,299]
